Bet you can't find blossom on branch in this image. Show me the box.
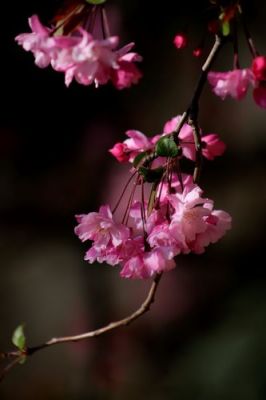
[75,175,231,279]
[15,10,142,89]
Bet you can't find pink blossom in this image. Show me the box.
[190,210,232,254]
[143,248,176,274]
[84,243,123,266]
[120,255,150,279]
[109,130,152,163]
[253,85,266,108]
[15,15,53,68]
[173,34,187,49]
[108,143,129,162]
[64,34,119,87]
[129,202,166,234]
[202,134,226,160]
[168,184,213,246]
[120,246,175,279]
[208,69,255,100]
[252,56,266,81]
[16,17,142,89]
[75,205,129,247]
[111,43,143,89]
[147,222,181,257]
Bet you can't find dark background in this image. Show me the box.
[0,1,266,399]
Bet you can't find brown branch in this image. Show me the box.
[1,273,162,369]
[172,35,223,184]
[0,357,24,383]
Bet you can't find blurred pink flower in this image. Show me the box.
[173,33,187,50]
[202,134,226,160]
[15,15,142,89]
[208,69,255,100]
[252,56,266,81]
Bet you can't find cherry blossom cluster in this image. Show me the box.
[15,13,142,89]
[75,116,231,279]
[109,115,226,164]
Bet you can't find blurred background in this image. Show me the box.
[0,0,266,399]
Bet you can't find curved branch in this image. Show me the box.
[1,273,162,367]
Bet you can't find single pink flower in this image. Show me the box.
[15,15,53,68]
[64,34,119,87]
[190,210,232,254]
[252,56,266,81]
[75,205,129,247]
[147,222,181,257]
[109,143,129,162]
[208,69,255,100]
[168,184,213,244]
[15,15,50,51]
[111,43,143,89]
[109,129,153,163]
[173,33,187,50]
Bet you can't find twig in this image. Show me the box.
[173,35,223,184]
[238,4,259,58]
[1,274,162,369]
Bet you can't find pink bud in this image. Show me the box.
[173,33,187,50]
[193,48,202,57]
[252,56,266,82]
[109,142,129,162]
[208,20,219,34]
[253,85,266,108]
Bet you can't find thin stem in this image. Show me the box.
[101,6,111,38]
[238,4,259,58]
[122,174,139,225]
[0,357,23,382]
[233,19,240,69]
[26,274,162,355]
[112,170,138,214]
[172,35,223,184]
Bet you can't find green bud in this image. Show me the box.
[155,136,179,157]
[12,324,26,351]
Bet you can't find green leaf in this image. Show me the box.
[139,166,164,183]
[133,151,148,168]
[222,21,230,36]
[155,136,179,157]
[85,0,106,4]
[12,325,26,351]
